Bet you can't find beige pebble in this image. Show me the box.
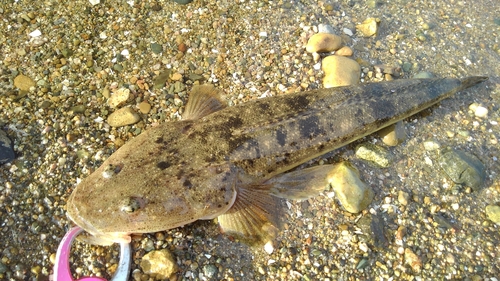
[139,101,151,114]
[322,55,360,88]
[107,88,130,108]
[378,121,407,146]
[335,46,353,56]
[305,33,342,53]
[171,72,183,81]
[356,18,379,37]
[14,74,36,91]
[404,248,422,273]
[140,249,178,279]
[107,107,140,127]
[329,161,374,213]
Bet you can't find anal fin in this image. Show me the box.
[266,165,335,200]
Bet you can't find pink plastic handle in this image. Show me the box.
[53,226,131,281]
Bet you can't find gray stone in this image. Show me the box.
[438,147,486,191]
[0,129,15,165]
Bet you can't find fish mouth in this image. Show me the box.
[66,195,131,245]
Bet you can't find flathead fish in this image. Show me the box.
[67,76,487,244]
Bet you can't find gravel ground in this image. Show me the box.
[1,0,499,280]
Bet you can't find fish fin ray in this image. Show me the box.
[266,165,335,200]
[182,84,226,120]
[218,185,282,244]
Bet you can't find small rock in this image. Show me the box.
[138,101,151,114]
[469,103,488,118]
[335,46,353,56]
[318,23,335,34]
[171,72,183,81]
[355,143,393,168]
[322,55,360,88]
[398,191,410,206]
[14,74,36,91]
[438,147,486,191]
[107,88,130,108]
[202,264,218,278]
[485,205,500,225]
[423,139,441,151]
[305,33,342,53]
[107,107,140,127]
[173,0,193,4]
[329,162,374,213]
[153,70,171,89]
[356,18,379,37]
[140,249,178,279]
[413,71,434,79]
[404,248,422,273]
[150,43,163,54]
[0,129,15,165]
[378,121,406,146]
[89,0,100,5]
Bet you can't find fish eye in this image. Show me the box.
[102,164,123,179]
[120,196,145,213]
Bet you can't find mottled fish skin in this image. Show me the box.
[67,77,487,244]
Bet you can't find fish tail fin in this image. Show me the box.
[217,185,282,244]
[458,76,488,91]
[182,84,226,120]
[267,165,336,200]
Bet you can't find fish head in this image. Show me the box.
[66,123,238,245]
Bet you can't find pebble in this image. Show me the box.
[322,55,360,88]
[485,205,500,225]
[13,74,35,91]
[438,147,486,191]
[150,43,163,54]
[378,121,407,146]
[107,88,130,108]
[318,24,335,34]
[202,264,218,278]
[398,191,410,206]
[140,249,178,279]
[356,18,379,37]
[469,103,488,118]
[153,70,171,89]
[404,248,422,273]
[138,101,151,114]
[423,139,441,151]
[335,46,353,57]
[107,107,141,127]
[0,129,15,165]
[305,33,342,53]
[329,161,374,213]
[413,71,434,79]
[355,143,393,168]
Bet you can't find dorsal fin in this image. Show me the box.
[182,84,226,120]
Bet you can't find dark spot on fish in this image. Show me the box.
[226,116,243,128]
[286,95,310,111]
[218,204,222,208]
[276,127,287,147]
[318,144,325,151]
[157,161,171,170]
[299,115,322,139]
[290,141,297,146]
[257,102,270,111]
[183,179,192,188]
[155,137,163,144]
[181,123,192,134]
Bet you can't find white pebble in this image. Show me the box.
[264,241,274,254]
[29,29,42,37]
[474,106,488,118]
[343,28,353,36]
[89,0,100,5]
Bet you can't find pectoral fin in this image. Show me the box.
[217,185,282,244]
[266,165,335,200]
[182,84,226,120]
